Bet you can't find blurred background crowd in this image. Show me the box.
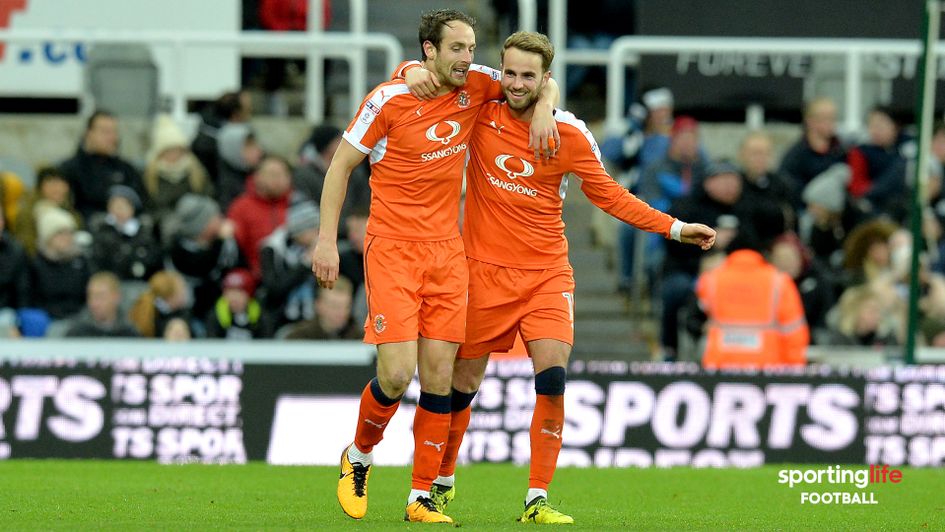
[0,0,942,365]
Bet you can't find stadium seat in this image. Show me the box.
[83,44,160,117]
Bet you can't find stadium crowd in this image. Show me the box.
[602,89,945,359]
[1,85,943,357]
[0,94,369,341]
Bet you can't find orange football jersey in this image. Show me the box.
[343,66,503,241]
[463,101,677,269]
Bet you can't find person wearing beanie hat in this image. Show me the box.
[802,163,850,214]
[216,122,263,210]
[259,200,320,331]
[206,267,267,339]
[286,200,320,239]
[88,183,163,282]
[108,184,142,213]
[31,206,91,320]
[173,193,221,240]
[37,206,77,250]
[222,267,257,296]
[166,193,239,320]
[143,114,212,229]
[148,114,189,162]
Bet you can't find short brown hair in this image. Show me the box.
[89,271,121,293]
[418,9,476,60]
[502,31,555,72]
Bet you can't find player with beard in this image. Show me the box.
[407,32,716,523]
[313,11,560,525]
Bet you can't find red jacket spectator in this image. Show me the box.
[227,156,294,277]
[259,0,331,31]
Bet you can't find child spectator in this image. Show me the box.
[30,207,91,321]
[89,185,163,282]
[207,268,267,340]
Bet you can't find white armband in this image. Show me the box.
[670,219,685,242]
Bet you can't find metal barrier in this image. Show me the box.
[0,27,402,123]
[605,36,937,134]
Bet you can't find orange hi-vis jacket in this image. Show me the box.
[695,250,809,369]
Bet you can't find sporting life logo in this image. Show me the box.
[778,465,903,504]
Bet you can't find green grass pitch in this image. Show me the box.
[0,461,941,530]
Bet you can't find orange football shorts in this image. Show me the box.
[458,258,575,359]
[362,235,467,344]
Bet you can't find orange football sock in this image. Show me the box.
[412,392,451,490]
[528,393,564,490]
[353,378,401,454]
[438,405,471,477]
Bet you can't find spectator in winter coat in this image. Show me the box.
[779,97,848,190]
[65,272,139,337]
[142,114,213,242]
[166,194,240,319]
[206,268,267,340]
[89,185,163,282]
[192,90,252,185]
[30,207,91,320]
[259,200,319,330]
[284,275,363,340]
[0,202,31,312]
[216,123,263,210]
[12,167,84,256]
[58,110,145,222]
[228,155,294,277]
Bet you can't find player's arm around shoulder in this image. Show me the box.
[530,77,561,161]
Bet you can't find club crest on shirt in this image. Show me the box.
[457,90,470,108]
[373,314,387,334]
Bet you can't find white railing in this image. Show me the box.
[0,27,402,123]
[306,0,368,122]
[605,36,938,134]
[517,0,537,32]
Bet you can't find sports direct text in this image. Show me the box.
[777,465,902,504]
